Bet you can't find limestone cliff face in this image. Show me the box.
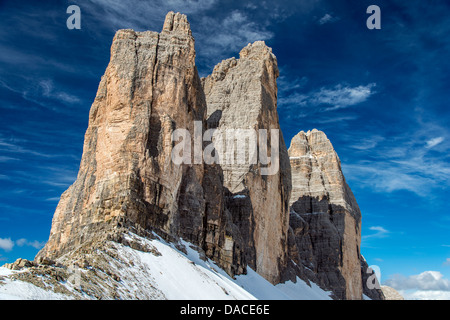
[202,42,291,284]
[37,12,208,260]
[287,129,383,300]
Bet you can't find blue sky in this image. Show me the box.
[1,0,449,299]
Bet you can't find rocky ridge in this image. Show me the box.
[1,12,384,300]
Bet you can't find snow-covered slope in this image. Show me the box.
[0,232,332,300]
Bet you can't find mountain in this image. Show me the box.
[0,12,384,300]
[286,129,384,300]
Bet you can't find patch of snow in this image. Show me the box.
[0,267,14,277]
[234,268,332,300]
[116,234,254,300]
[0,233,333,300]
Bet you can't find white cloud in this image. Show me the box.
[426,137,444,148]
[279,83,376,111]
[362,226,390,242]
[315,115,358,124]
[350,135,385,150]
[16,238,45,250]
[400,290,450,300]
[39,79,80,105]
[369,226,389,234]
[0,238,14,251]
[318,13,339,25]
[0,137,52,158]
[312,83,376,110]
[443,258,450,266]
[385,271,450,292]
[343,162,434,195]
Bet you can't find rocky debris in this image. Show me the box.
[381,285,404,300]
[1,234,170,300]
[3,258,36,270]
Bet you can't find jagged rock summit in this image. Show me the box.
[1,12,384,300]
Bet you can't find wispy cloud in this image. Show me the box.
[279,83,376,111]
[318,13,339,25]
[363,226,390,240]
[426,137,445,149]
[39,80,80,104]
[81,0,218,35]
[0,137,52,158]
[315,115,358,124]
[16,238,46,250]
[277,74,308,94]
[349,135,385,151]
[343,162,436,195]
[312,83,376,111]
[0,156,18,162]
[0,237,46,252]
[341,119,450,196]
[0,77,82,114]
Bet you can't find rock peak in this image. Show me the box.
[162,11,192,35]
[239,41,273,58]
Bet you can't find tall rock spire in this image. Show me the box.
[287,129,363,299]
[36,11,206,260]
[202,41,291,284]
